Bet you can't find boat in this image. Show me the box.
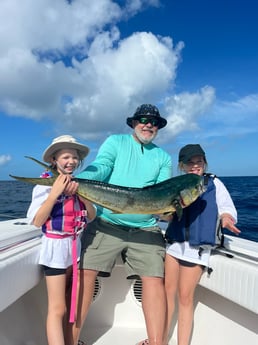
[0,218,257,345]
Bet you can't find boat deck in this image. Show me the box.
[0,219,257,345]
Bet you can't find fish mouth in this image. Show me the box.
[179,180,205,208]
[200,178,207,193]
[179,194,187,208]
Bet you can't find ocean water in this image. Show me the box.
[220,176,258,242]
[0,177,257,242]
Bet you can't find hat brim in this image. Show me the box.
[43,142,89,163]
[126,116,167,129]
[180,153,206,164]
[179,144,206,164]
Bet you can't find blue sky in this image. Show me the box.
[0,0,258,180]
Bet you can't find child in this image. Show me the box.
[27,135,96,345]
[164,144,241,345]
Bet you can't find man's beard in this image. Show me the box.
[134,128,157,144]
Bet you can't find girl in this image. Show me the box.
[27,135,96,345]
[164,144,241,345]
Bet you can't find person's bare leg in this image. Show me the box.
[141,276,167,345]
[164,255,180,344]
[66,269,98,345]
[63,267,72,340]
[46,274,67,345]
[177,265,203,345]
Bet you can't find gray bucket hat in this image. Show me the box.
[126,104,167,129]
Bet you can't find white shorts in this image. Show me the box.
[39,235,81,269]
[166,241,211,267]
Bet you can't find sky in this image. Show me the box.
[0,0,258,180]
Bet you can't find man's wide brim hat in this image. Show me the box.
[126,104,167,129]
[43,135,90,163]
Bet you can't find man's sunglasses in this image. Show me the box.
[137,117,160,126]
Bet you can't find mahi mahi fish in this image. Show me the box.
[10,156,206,218]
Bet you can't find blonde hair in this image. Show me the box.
[178,159,208,174]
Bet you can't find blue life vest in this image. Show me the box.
[165,174,222,247]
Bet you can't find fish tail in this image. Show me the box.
[9,175,56,186]
[24,156,59,177]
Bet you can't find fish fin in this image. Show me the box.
[162,211,174,216]
[158,212,174,222]
[76,191,123,214]
[172,199,183,221]
[25,156,59,177]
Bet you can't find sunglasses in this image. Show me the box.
[137,117,160,126]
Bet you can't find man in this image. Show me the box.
[70,104,172,345]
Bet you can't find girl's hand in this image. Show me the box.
[33,174,74,227]
[221,213,241,235]
[63,178,79,196]
[50,174,73,198]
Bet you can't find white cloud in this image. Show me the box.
[0,155,11,166]
[62,32,184,137]
[0,0,185,140]
[215,94,258,122]
[0,0,122,52]
[163,86,216,137]
[123,0,160,16]
[0,0,257,148]
[166,92,258,148]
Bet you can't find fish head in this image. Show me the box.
[179,174,206,208]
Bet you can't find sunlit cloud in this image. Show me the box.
[0,155,11,166]
[0,0,257,147]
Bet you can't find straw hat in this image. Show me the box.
[42,135,90,163]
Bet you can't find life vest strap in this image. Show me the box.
[45,231,79,323]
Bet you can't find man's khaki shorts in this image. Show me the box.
[79,217,166,278]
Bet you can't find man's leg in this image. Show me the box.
[141,276,167,345]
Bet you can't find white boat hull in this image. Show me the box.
[0,219,257,345]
